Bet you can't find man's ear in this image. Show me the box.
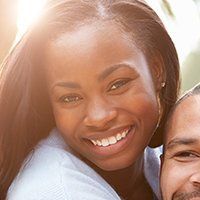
[160,154,163,166]
[160,154,164,177]
[150,52,166,92]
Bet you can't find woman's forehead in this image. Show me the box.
[44,21,142,65]
[43,22,152,85]
[49,21,134,49]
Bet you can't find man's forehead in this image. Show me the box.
[165,95,200,142]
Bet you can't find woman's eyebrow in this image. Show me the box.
[52,81,81,91]
[98,63,136,81]
[166,138,199,151]
[51,63,137,91]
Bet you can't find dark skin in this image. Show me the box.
[84,155,153,199]
[161,96,200,200]
[44,21,162,199]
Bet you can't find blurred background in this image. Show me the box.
[0,0,200,94]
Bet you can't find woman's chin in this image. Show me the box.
[93,156,137,171]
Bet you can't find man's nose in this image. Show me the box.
[83,97,117,128]
[189,170,200,187]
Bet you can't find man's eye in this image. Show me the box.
[173,151,199,162]
[108,79,131,92]
[176,152,196,157]
[59,95,83,104]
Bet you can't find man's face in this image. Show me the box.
[161,95,200,200]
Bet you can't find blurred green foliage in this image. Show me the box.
[181,0,200,93]
[161,0,175,18]
[160,0,200,93]
[181,43,200,93]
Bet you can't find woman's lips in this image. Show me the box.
[84,125,136,157]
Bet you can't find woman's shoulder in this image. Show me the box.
[7,128,120,200]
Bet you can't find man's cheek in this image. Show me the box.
[161,163,177,199]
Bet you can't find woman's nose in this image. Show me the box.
[83,98,117,128]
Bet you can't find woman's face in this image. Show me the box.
[44,22,159,170]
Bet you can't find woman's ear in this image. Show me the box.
[149,53,166,148]
[150,52,166,92]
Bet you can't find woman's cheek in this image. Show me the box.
[53,104,83,135]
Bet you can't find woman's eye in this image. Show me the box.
[59,95,83,104]
[108,79,131,92]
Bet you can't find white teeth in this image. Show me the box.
[122,129,128,138]
[116,133,122,141]
[90,128,131,147]
[91,140,97,145]
[122,131,126,138]
[102,139,109,147]
[108,136,117,145]
[96,140,102,146]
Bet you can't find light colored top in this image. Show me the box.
[7,128,162,200]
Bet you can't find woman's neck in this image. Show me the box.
[84,154,152,199]
[100,155,144,198]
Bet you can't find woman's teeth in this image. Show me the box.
[90,128,130,147]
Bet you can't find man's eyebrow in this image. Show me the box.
[166,138,199,150]
[98,63,137,81]
[52,81,81,91]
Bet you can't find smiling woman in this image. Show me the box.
[44,23,159,170]
[0,0,180,200]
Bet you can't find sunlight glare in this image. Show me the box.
[17,0,46,38]
[17,0,200,64]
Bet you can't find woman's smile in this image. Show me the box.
[84,125,136,157]
[88,126,132,146]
